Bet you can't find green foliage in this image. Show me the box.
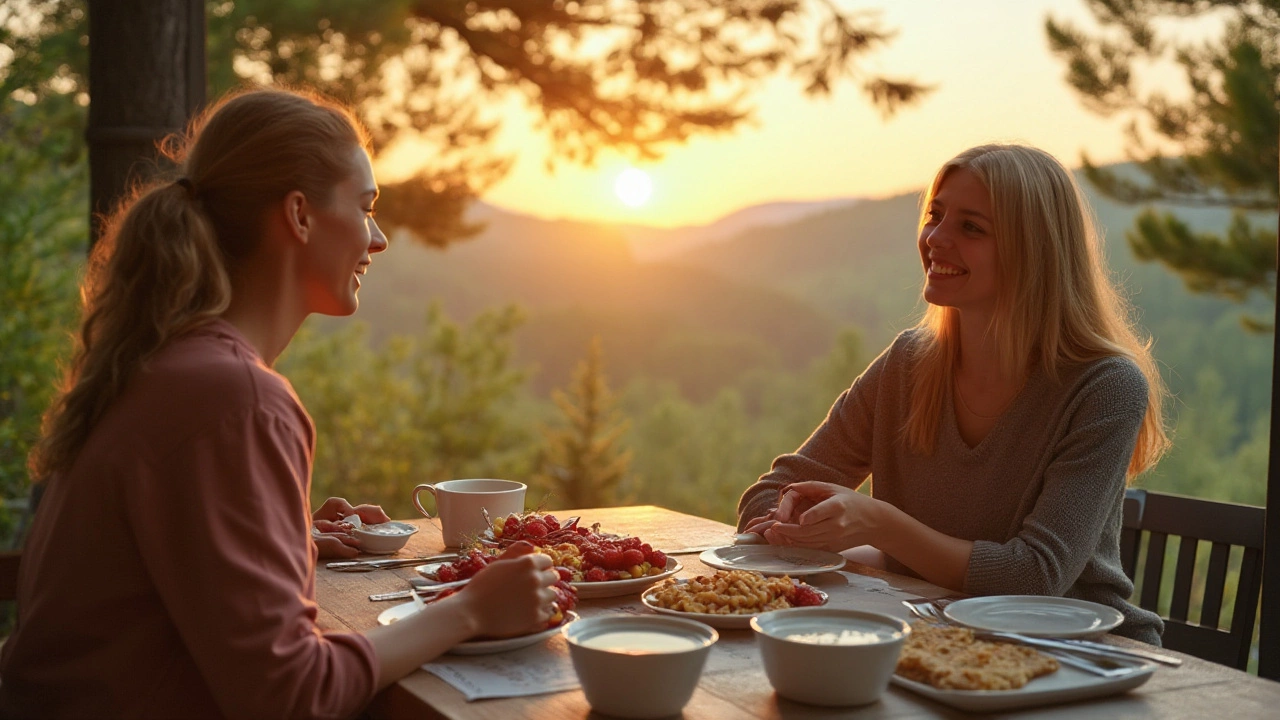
[532,337,632,509]
[279,305,535,518]
[1046,1,1280,328]
[0,92,87,541]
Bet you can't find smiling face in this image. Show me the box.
[301,145,388,316]
[918,167,999,320]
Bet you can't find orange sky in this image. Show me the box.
[379,0,1221,229]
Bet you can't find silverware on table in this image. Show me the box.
[327,553,457,572]
[369,578,471,602]
[900,598,1163,678]
[665,533,767,555]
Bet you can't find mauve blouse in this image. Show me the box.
[0,320,377,719]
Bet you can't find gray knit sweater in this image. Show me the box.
[737,329,1163,645]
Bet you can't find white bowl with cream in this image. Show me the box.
[563,615,718,719]
[351,521,419,554]
[751,608,909,706]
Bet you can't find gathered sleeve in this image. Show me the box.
[126,405,377,720]
[736,345,885,530]
[964,363,1148,596]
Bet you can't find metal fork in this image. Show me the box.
[901,599,1144,678]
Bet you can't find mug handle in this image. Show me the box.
[412,484,437,519]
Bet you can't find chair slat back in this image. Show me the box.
[1124,489,1264,671]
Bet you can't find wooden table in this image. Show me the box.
[315,506,1280,719]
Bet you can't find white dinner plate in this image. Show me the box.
[891,660,1155,712]
[377,603,579,655]
[572,558,683,599]
[415,558,682,600]
[942,596,1125,638]
[640,579,828,629]
[698,545,846,577]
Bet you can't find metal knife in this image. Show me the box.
[326,553,457,572]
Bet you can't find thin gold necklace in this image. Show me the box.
[955,382,1019,420]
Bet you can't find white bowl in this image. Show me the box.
[352,521,419,554]
[751,608,909,707]
[563,615,718,719]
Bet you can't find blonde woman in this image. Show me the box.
[0,88,560,718]
[738,144,1169,645]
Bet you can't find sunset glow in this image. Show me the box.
[614,168,653,207]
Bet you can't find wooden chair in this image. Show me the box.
[1122,488,1265,670]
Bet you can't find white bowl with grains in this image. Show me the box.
[352,521,419,554]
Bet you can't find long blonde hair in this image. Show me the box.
[904,144,1169,477]
[30,87,370,483]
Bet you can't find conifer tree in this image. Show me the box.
[535,337,632,509]
[1045,0,1279,330]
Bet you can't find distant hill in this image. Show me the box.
[342,204,838,398]
[615,198,860,261]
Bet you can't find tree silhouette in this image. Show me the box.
[1045,0,1279,330]
[534,337,631,509]
[2,1,930,247]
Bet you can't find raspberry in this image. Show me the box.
[554,566,573,582]
[645,550,667,568]
[544,514,560,531]
[436,565,458,582]
[622,537,642,550]
[790,584,824,607]
[621,549,645,567]
[583,550,606,569]
[640,543,652,554]
[503,516,521,537]
[577,526,591,536]
[584,567,609,582]
[602,549,625,570]
[523,520,549,538]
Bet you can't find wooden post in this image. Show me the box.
[86,0,205,248]
[1263,214,1280,680]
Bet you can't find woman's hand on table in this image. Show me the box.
[457,541,559,638]
[311,497,392,559]
[741,483,819,537]
[762,481,886,552]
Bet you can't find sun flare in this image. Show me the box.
[614,168,653,207]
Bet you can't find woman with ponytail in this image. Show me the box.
[737,144,1170,645]
[0,88,560,719]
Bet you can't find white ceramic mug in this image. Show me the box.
[411,479,527,547]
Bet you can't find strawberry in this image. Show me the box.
[602,549,625,570]
[544,514,560,531]
[436,565,458,583]
[503,515,521,537]
[790,584,824,607]
[645,550,667,568]
[523,520,549,538]
[584,567,609,582]
[621,549,645,567]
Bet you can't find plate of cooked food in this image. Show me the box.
[890,621,1155,712]
[378,603,580,655]
[641,570,828,629]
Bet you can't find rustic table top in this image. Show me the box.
[314,505,1280,719]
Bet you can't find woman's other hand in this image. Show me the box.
[457,541,558,638]
[763,481,885,552]
[312,496,390,525]
[311,497,391,558]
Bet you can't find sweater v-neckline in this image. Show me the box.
[946,369,1037,454]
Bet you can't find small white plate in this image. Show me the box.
[416,558,682,600]
[698,545,845,577]
[891,661,1155,712]
[377,603,579,655]
[943,596,1125,638]
[640,579,828,629]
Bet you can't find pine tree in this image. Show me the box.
[535,337,632,509]
[1045,0,1279,330]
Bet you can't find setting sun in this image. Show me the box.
[614,168,653,207]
